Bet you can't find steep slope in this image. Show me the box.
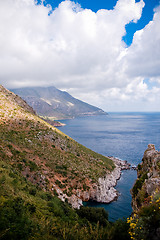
[0,85,114,208]
[0,156,112,240]
[0,158,130,240]
[127,144,160,240]
[0,85,36,115]
[0,85,133,240]
[11,86,107,119]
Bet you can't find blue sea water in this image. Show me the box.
[57,112,160,221]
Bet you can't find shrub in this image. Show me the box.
[77,206,108,226]
[26,161,38,172]
[29,187,37,196]
[132,173,148,197]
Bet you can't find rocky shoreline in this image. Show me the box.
[108,156,137,170]
[65,157,136,209]
[88,157,136,204]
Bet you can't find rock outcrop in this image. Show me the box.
[89,165,121,203]
[131,144,160,212]
[62,157,133,209]
[128,145,160,240]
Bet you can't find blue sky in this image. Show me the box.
[40,0,160,45]
[1,0,160,111]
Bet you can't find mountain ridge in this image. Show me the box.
[11,86,107,119]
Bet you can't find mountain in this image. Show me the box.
[11,86,107,119]
[1,85,159,239]
[0,84,114,207]
[0,85,131,239]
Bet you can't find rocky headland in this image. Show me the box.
[57,157,135,209]
[40,116,65,127]
[127,144,160,240]
[132,144,160,211]
[86,157,135,204]
[11,86,107,120]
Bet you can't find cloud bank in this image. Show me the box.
[0,0,160,111]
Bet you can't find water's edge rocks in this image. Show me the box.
[58,157,135,209]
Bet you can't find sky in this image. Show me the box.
[0,0,160,112]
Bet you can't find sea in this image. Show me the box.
[57,112,160,221]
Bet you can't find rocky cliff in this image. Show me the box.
[128,144,160,240]
[88,157,134,203]
[65,157,133,209]
[132,144,160,212]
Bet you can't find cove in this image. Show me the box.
[57,113,160,221]
[83,169,137,221]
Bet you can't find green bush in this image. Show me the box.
[132,173,148,197]
[26,160,38,172]
[110,219,130,240]
[77,206,108,226]
[137,164,142,170]
[0,197,37,240]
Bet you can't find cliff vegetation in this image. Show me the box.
[0,85,131,239]
[128,144,160,240]
[2,85,160,239]
[0,85,114,208]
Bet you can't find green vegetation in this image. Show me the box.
[127,194,160,240]
[0,159,130,240]
[0,86,132,239]
[130,145,160,240]
[132,173,148,197]
[1,86,160,239]
[0,85,114,200]
[76,206,108,226]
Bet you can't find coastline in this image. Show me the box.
[40,117,66,127]
[53,116,137,209]
[87,157,136,204]
[61,157,136,209]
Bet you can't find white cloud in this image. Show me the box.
[124,6,160,79]
[0,0,160,111]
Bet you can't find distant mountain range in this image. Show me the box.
[11,86,107,119]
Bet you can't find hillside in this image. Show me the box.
[127,144,160,240]
[0,155,129,240]
[0,85,114,207]
[0,85,132,240]
[11,86,107,119]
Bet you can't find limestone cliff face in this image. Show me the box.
[61,158,132,209]
[132,144,160,212]
[57,165,121,209]
[88,166,121,203]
